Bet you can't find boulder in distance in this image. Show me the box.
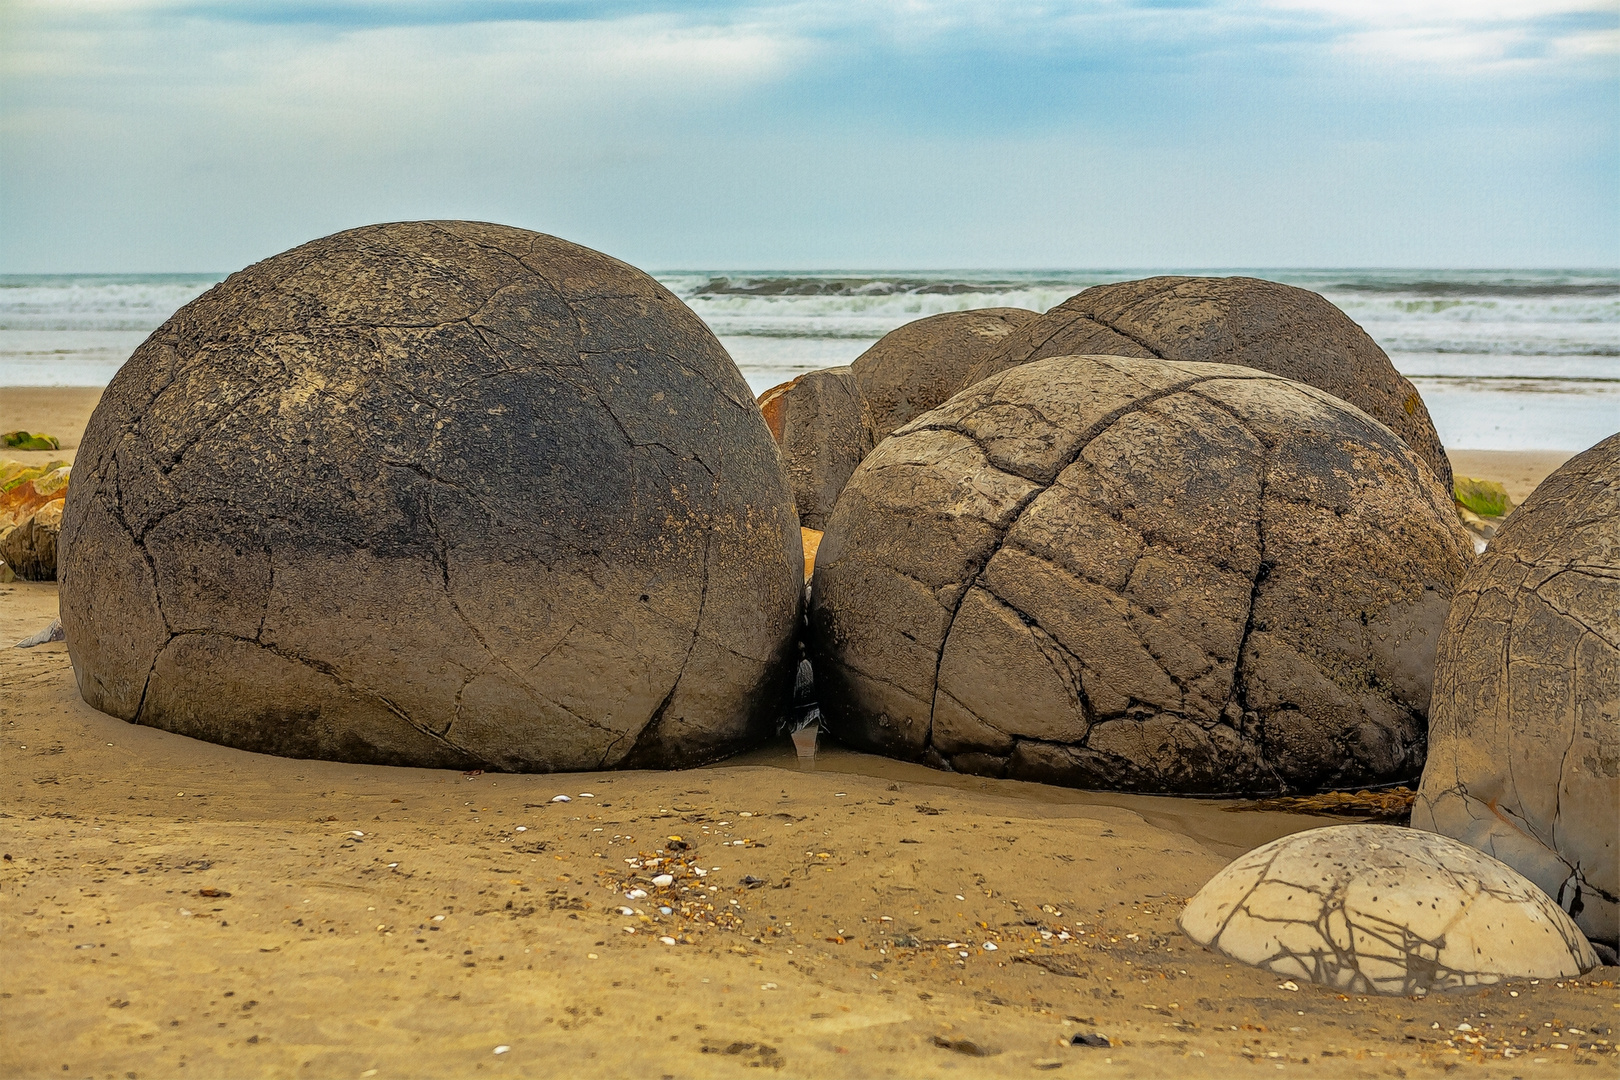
[851,308,1037,445]
[960,277,1452,491]
[757,366,871,531]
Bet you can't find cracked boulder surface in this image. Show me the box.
[58,221,803,772]
[1180,824,1598,995]
[808,353,1472,795]
[1413,432,1619,946]
[850,308,1038,447]
[756,366,871,531]
[958,276,1452,493]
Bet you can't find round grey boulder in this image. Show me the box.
[809,353,1472,794]
[851,308,1037,445]
[1181,824,1598,994]
[961,277,1452,491]
[757,366,871,532]
[60,221,803,771]
[1414,433,1619,946]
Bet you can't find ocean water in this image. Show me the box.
[2,269,1615,452]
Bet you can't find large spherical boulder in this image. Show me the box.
[1414,433,1619,945]
[960,277,1452,491]
[851,308,1036,445]
[60,222,803,771]
[809,353,1472,794]
[1181,825,1598,994]
[757,366,871,531]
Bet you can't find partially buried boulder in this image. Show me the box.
[961,277,1452,491]
[809,353,1473,794]
[0,501,63,580]
[758,309,1038,530]
[60,221,803,772]
[757,366,870,531]
[851,308,1037,445]
[1414,433,1619,946]
[1180,824,1598,994]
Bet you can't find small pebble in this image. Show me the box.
[659,936,676,946]
[515,826,527,832]
[626,889,647,900]
[493,1045,510,1055]
[551,795,571,803]
[982,942,998,951]
[652,874,674,887]
[659,906,673,915]
[1278,981,1299,991]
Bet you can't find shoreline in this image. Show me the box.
[2,387,1585,493]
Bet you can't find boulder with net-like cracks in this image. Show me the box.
[1180,824,1598,995]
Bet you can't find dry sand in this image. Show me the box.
[2,389,1615,1078]
[1447,450,1576,506]
[0,387,103,468]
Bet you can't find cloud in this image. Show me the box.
[0,0,1614,270]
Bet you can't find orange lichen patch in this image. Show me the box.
[1226,788,1417,820]
[757,376,805,444]
[0,468,69,527]
[801,527,822,582]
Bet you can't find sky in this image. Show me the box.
[1,0,1616,272]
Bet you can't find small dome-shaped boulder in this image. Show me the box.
[1414,433,1619,946]
[851,308,1037,445]
[60,221,802,771]
[757,366,871,531]
[1180,824,1599,994]
[809,353,1472,793]
[960,277,1451,491]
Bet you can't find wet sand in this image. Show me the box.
[2,389,1615,1077]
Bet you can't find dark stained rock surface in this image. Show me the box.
[59,221,803,772]
[1413,433,1619,945]
[960,277,1452,491]
[851,308,1037,445]
[757,366,871,531]
[809,353,1472,795]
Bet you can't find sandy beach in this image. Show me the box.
[2,388,1614,1078]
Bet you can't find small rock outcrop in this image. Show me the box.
[851,308,1037,444]
[1180,824,1598,995]
[0,501,63,581]
[960,277,1452,491]
[809,353,1472,794]
[60,221,803,772]
[757,367,870,531]
[1414,433,1619,946]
